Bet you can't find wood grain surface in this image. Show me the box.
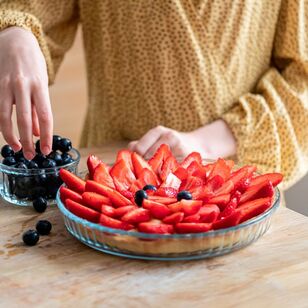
[1,144,308,308]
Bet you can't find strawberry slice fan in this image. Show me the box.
[56,144,282,260]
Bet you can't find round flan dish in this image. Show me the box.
[56,144,282,260]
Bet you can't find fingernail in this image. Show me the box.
[25,151,34,160]
[42,146,50,155]
[12,144,21,152]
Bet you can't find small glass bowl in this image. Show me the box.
[0,148,80,206]
[56,186,280,261]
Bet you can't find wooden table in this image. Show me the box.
[1,144,308,307]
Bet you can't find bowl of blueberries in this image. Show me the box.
[0,135,80,207]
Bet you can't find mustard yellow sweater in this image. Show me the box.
[0,0,307,190]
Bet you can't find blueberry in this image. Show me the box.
[33,197,47,213]
[33,153,46,167]
[177,190,192,201]
[135,190,148,207]
[42,158,57,169]
[58,138,72,153]
[143,184,157,192]
[22,230,39,246]
[29,174,47,199]
[52,135,62,151]
[14,150,24,161]
[27,161,39,169]
[35,140,41,153]
[2,156,16,166]
[61,153,73,165]
[14,176,33,199]
[16,156,29,164]
[48,151,62,166]
[46,173,63,198]
[1,145,14,158]
[36,220,52,235]
[15,162,28,169]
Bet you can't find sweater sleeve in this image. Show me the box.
[0,0,79,84]
[221,0,308,190]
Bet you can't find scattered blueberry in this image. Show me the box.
[42,158,57,169]
[36,220,52,235]
[22,230,40,246]
[48,151,62,166]
[143,184,157,192]
[27,161,39,169]
[35,140,41,153]
[52,135,62,151]
[33,197,47,213]
[177,190,193,201]
[58,138,72,153]
[15,162,28,170]
[1,145,14,158]
[2,156,17,166]
[135,190,148,207]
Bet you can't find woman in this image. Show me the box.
[0,0,307,190]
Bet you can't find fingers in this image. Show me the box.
[14,77,35,159]
[31,104,40,137]
[32,81,53,155]
[127,140,138,150]
[130,126,168,156]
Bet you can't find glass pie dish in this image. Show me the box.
[56,186,280,261]
[0,148,80,206]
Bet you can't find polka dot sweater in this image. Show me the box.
[0,0,307,189]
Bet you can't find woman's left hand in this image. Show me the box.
[128,119,237,160]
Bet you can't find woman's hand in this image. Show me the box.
[128,120,237,159]
[0,27,53,160]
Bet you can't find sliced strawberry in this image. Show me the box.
[162,212,184,224]
[116,149,133,169]
[183,214,201,223]
[175,223,212,234]
[219,196,238,219]
[191,185,214,200]
[180,152,202,169]
[187,161,207,179]
[60,186,83,204]
[121,208,151,224]
[113,205,137,218]
[82,191,112,211]
[231,166,256,190]
[203,162,215,177]
[168,201,183,213]
[138,222,174,234]
[110,159,136,191]
[87,155,101,179]
[131,152,159,183]
[239,181,274,204]
[225,159,235,171]
[180,175,203,191]
[93,162,115,189]
[212,211,241,230]
[250,173,283,187]
[206,175,225,192]
[237,197,272,223]
[85,181,131,207]
[206,193,231,207]
[174,166,188,181]
[148,144,172,176]
[66,199,100,223]
[182,200,203,216]
[208,158,232,182]
[198,204,220,223]
[143,199,171,219]
[160,173,181,190]
[59,169,86,194]
[99,214,134,230]
[160,155,179,181]
[156,186,178,198]
[120,190,134,200]
[148,196,177,205]
[101,205,116,217]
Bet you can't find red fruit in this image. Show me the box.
[101,205,116,217]
[87,155,101,179]
[113,205,137,217]
[148,144,172,176]
[219,197,238,219]
[99,214,134,230]
[214,180,234,196]
[162,212,184,224]
[120,190,134,200]
[237,197,272,223]
[174,166,188,181]
[208,158,232,182]
[121,208,151,224]
[85,181,132,207]
[250,173,283,187]
[183,214,201,223]
[59,169,86,194]
[175,223,212,234]
[138,222,174,234]
[181,200,203,216]
[143,199,171,219]
[225,160,235,171]
[239,181,274,204]
[206,175,225,192]
[190,185,214,200]
[180,152,202,169]
[168,201,183,213]
[66,199,100,223]
[156,186,178,198]
[160,173,181,190]
[82,191,112,211]
[110,159,136,191]
[116,149,133,169]
[231,166,256,190]
[148,196,177,205]
[160,155,179,181]
[198,204,220,223]
[212,211,241,230]
[60,186,83,204]
[93,162,115,189]
[207,194,231,207]
[180,175,203,191]
[203,163,215,177]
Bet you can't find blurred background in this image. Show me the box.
[0,28,307,216]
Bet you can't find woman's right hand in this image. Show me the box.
[0,26,53,160]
